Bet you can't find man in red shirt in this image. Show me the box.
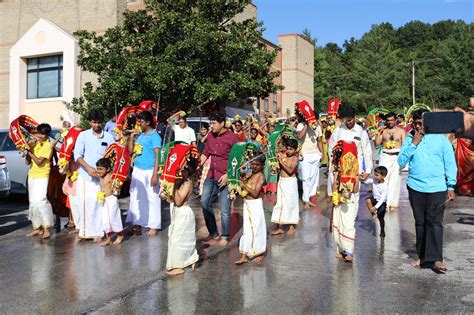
[200,112,239,246]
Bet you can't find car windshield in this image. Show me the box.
[0,132,17,151]
[0,130,60,151]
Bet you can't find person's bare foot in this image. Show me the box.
[344,254,353,262]
[253,255,265,264]
[113,234,124,245]
[390,207,398,212]
[215,238,228,247]
[287,225,295,236]
[191,263,196,271]
[271,228,284,235]
[147,228,158,236]
[410,259,424,267]
[235,255,249,265]
[100,239,112,247]
[336,253,344,260]
[76,236,84,242]
[26,229,41,237]
[41,229,51,239]
[93,237,102,243]
[433,261,448,273]
[68,228,79,235]
[167,268,185,276]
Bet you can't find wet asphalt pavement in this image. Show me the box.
[0,173,473,314]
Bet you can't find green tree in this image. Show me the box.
[70,0,281,119]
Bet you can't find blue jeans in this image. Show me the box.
[200,178,231,239]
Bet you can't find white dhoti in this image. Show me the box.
[300,152,322,202]
[126,167,161,229]
[100,195,123,233]
[271,177,300,225]
[166,203,199,270]
[327,164,334,197]
[331,193,358,255]
[28,178,54,229]
[240,198,267,258]
[76,174,102,238]
[68,194,80,226]
[379,149,402,208]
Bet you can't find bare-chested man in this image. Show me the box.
[375,112,406,211]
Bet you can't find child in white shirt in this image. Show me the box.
[362,166,388,237]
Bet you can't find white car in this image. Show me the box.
[0,129,59,193]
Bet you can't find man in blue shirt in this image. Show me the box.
[398,109,457,273]
[74,109,115,242]
[104,115,117,137]
[126,111,162,236]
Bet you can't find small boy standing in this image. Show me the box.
[96,158,124,246]
[362,166,388,237]
[235,156,267,265]
[271,138,300,235]
[24,123,54,239]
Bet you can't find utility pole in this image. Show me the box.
[410,58,440,105]
[412,60,415,105]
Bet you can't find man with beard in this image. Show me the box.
[200,112,239,246]
[375,112,406,211]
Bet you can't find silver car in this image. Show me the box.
[0,155,11,197]
[0,129,59,193]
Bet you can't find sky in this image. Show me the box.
[253,0,473,47]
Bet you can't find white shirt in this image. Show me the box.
[296,123,322,154]
[173,125,196,144]
[329,123,373,174]
[364,178,388,209]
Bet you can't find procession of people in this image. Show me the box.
[9,97,473,276]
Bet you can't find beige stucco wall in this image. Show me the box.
[0,0,127,128]
[278,34,314,115]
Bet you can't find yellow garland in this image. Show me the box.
[332,191,347,205]
[97,191,105,204]
[134,143,143,155]
[385,141,397,149]
[70,170,79,182]
[60,128,68,138]
[58,157,68,168]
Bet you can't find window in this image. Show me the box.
[273,94,278,113]
[27,55,63,99]
[264,97,268,112]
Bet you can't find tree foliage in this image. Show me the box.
[313,20,473,114]
[70,0,281,119]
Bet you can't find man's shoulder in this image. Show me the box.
[103,132,115,142]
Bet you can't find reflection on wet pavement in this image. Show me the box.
[1,175,473,313]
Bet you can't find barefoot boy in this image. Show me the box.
[24,123,54,239]
[271,138,300,236]
[362,166,388,237]
[96,158,124,246]
[235,156,267,265]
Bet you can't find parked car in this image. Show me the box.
[0,155,11,198]
[0,129,59,193]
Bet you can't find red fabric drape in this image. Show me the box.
[456,138,474,196]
